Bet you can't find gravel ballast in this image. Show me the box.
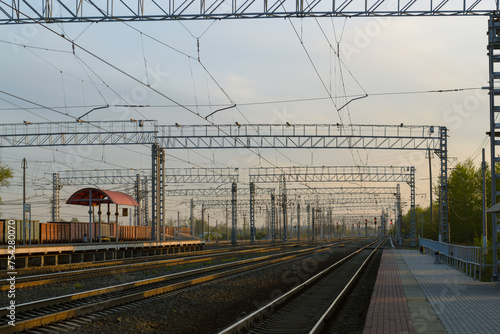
[68,241,382,334]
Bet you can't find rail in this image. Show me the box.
[218,239,382,334]
[419,238,491,281]
[0,243,341,333]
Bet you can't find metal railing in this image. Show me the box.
[419,238,491,281]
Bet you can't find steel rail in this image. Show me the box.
[0,242,351,333]
[218,239,382,334]
[309,241,384,333]
[0,243,304,290]
[3,241,284,277]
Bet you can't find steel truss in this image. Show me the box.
[0,121,157,147]
[151,143,165,241]
[55,168,149,185]
[249,165,416,245]
[51,169,148,225]
[164,168,239,183]
[191,197,395,207]
[249,166,412,183]
[488,15,500,280]
[330,214,382,221]
[0,0,496,24]
[248,166,413,243]
[164,168,239,242]
[160,124,441,150]
[1,121,446,247]
[165,186,397,197]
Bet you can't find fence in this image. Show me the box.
[419,238,491,281]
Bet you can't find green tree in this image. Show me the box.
[0,163,13,204]
[401,157,491,245]
[447,158,484,244]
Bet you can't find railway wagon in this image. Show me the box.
[0,220,191,244]
[40,222,112,243]
[1,219,41,244]
[118,225,151,241]
[164,227,192,239]
[69,221,112,242]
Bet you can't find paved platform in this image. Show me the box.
[0,239,204,270]
[364,249,500,334]
[399,249,500,334]
[363,250,415,334]
[0,239,203,256]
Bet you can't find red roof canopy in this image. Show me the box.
[66,188,138,207]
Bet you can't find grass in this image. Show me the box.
[73,282,83,289]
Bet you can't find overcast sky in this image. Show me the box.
[0,13,492,225]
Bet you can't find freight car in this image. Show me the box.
[0,219,40,244]
[1,219,191,244]
[40,222,112,243]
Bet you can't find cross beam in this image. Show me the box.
[51,170,147,225]
[55,169,149,185]
[165,186,398,197]
[164,168,239,183]
[160,124,441,150]
[1,121,446,247]
[248,165,416,245]
[0,121,157,148]
[249,166,412,183]
[0,0,496,24]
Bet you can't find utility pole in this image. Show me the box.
[22,158,27,245]
[422,212,424,239]
[428,148,433,230]
[482,148,487,248]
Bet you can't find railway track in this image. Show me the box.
[3,241,309,278]
[2,240,346,291]
[219,239,384,334]
[0,241,353,334]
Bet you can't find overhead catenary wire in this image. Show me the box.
[0,87,480,111]
[0,3,422,220]
[0,29,230,171]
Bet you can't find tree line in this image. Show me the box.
[401,158,496,246]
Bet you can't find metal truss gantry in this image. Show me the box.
[164,168,238,183]
[191,196,396,207]
[1,122,446,247]
[0,0,497,24]
[163,168,238,242]
[51,169,149,225]
[0,121,157,147]
[184,184,397,243]
[164,185,397,197]
[248,165,416,245]
[151,143,165,241]
[249,166,412,183]
[159,124,441,150]
[488,16,500,280]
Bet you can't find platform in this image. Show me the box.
[0,239,204,269]
[364,249,500,334]
[0,239,203,256]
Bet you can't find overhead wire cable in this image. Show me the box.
[1,2,406,197]
[0,87,481,111]
[140,32,150,86]
[0,39,72,53]
[118,13,303,168]
[0,95,53,121]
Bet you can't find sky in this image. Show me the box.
[0,11,493,227]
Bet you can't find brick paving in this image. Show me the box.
[363,250,415,334]
[399,250,500,334]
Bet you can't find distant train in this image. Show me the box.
[0,219,191,244]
